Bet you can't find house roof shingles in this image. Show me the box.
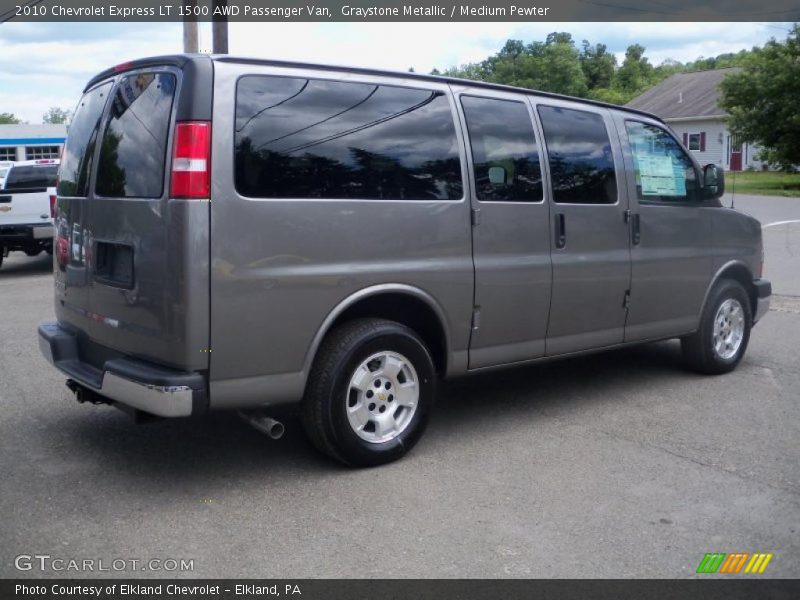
[625,67,739,120]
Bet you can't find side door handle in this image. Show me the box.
[554,213,566,249]
[631,213,641,245]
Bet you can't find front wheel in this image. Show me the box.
[302,318,436,467]
[681,279,752,374]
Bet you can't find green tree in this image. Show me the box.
[588,87,629,105]
[42,107,71,124]
[653,58,685,81]
[580,41,616,90]
[615,44,655,96]
[0,112,21,124]
[720,25,800,170]
[483,33,588,97]
[439,62,488,81]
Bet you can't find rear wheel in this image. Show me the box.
[681,279,752,374]
[302,318,436,467]
[25,248,41,257]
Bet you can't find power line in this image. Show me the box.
[0,0,45,24]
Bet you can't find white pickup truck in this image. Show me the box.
[0,159,59,269]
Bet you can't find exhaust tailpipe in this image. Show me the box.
[240,411,285,440]
[66,379,110,405]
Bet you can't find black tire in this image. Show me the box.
[302,318,436,467]
[681,279,752,374]
[24,249,41,257]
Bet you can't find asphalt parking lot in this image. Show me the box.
[1,194,798,579]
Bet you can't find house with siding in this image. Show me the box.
[626,68,766,171]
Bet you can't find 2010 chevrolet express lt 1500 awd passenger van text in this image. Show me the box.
[38,55,771,466]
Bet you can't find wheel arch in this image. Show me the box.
[701,260,757,319]
[302,284,452,379]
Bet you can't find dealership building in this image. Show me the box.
[0,123,66,162]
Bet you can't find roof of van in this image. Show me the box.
[85,54,663,123]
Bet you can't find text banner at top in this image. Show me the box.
[2,0,799,22]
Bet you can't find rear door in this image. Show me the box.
[56,65,210,373]
[452,87,552,368]
[55,81,115,347]
[536,102,632,355]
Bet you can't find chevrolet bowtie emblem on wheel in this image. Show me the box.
[696,552,774,574]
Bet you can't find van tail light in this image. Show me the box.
[170,121,211,199]
[49,194,57,219]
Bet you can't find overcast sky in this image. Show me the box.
[0,21,789,123]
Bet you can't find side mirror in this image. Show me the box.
[488,166,507,185]
[703,164,724,199]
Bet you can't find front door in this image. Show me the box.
[729,135,743,171]
[453,88,552,369]
[536,102,632,355]
[618,117,714,341]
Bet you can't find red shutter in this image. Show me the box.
[700,132,706,152]
[682,132,688,146]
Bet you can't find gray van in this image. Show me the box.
[39,55,771,466]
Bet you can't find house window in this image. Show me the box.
[0,147,16,161]
[25,145,61,160]
[688,133,701,151]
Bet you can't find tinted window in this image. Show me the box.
[461,96,542,202]
[57,82,111,197]
[625,121,699,203]
[538,106,617,204]
[4,165,59,190]
[96,73,176,198]
[235,76,463,200]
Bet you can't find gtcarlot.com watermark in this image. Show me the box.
[14,554,194,573]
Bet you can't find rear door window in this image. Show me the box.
[538,105,617,205]
[57,82,111,197]
[96,73,177,198]
[4,165,59,190]
[235,75,463,200]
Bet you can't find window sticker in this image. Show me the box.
[638,154,677,195]
[628,129,688,197]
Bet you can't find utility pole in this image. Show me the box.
[212,0,229,54]
[182,0,199,53]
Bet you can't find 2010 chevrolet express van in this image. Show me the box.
[39,55,771,466]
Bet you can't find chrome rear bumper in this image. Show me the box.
[38,320,205,417]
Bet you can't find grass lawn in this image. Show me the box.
[726,171,800,197]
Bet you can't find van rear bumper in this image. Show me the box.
[38,320,206,417]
